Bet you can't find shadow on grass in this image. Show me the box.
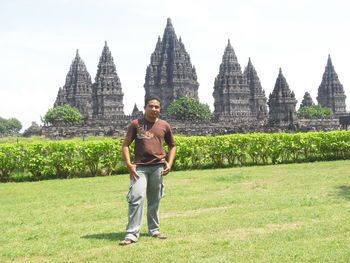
[81,232,124,241]
[336,185,350,200]
[81,232,150,241]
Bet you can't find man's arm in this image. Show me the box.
[121,138,139,180]
[161,145,176,176]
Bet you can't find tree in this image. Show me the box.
[0,117,22,134]
[0,117,7,134]
[42,104,84,126]
[6,118,22,133]
[167,97,213,121]
[297,105,333,119]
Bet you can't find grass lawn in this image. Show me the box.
[1,160,350,263]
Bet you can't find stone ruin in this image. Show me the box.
[24,18,349,138]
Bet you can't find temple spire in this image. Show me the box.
[92,42,124,117]
[327,54,332,66]
[268,68,297,126]
[144,18,199,111]
[213,41,251,121]
[244,58,267,120]
[54,49,93,118]
[317,55,346,114]
[299,92,314,109]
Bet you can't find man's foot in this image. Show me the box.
[119,239,135,246]
[152,233,167,239]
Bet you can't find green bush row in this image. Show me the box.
[1,131,350,182]
[0,139,128,182]
[174,131,350,170]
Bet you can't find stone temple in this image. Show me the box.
[213,40,253,122]
[29,18,349,137]
[317,55,347,115]
[267,69,298,127]
[144,18,199,112]
[54,42,124,120]
[299,92,314,109]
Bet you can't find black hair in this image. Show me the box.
[144,95,161,107]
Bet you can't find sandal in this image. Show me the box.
[119,239,135,246]
[152,233,167,239]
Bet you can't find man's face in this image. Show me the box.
[144,99,161,119]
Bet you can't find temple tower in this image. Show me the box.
[131,103,143,118]
[317,55,346,115]
[54,50,93,118]
[144,18,199,111]
[212,40,251,121]
[299,92,314,109]
[92,41,124,118]
[243,58,268,121]
[268,68,297,126]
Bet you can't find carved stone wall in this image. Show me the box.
[38,117,340,139]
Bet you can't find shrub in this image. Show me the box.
[298,105,333,119]
[42,104,84,126]
[1,131,350,182]
[167,97,213,121]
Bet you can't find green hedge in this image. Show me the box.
[0,139,126,182]
[1,131,350,182]
[174,131,350,169]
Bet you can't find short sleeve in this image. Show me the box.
[125,121,137,142]
[164,123,176,147]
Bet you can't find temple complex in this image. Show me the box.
[144,18,199,111]
[317,55,347,115]
[26,18,348,138]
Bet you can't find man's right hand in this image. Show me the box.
[127,164,139,180]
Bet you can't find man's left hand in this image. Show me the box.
[161,162,171,176]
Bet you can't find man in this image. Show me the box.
[119,96,176,245]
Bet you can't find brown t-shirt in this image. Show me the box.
[125,118,176,166]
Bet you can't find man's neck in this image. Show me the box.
[145,116,158,123]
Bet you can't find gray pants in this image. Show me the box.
[124,164,165,242]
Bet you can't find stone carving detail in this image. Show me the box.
[299,92,314,109]
[92,41,124,118]
[317,55,347,115]
[268,68,297,126]
[244,58,268,120]
[144,18,199,111]
[54,50,94,118]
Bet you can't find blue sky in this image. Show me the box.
[1,0,349,130]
